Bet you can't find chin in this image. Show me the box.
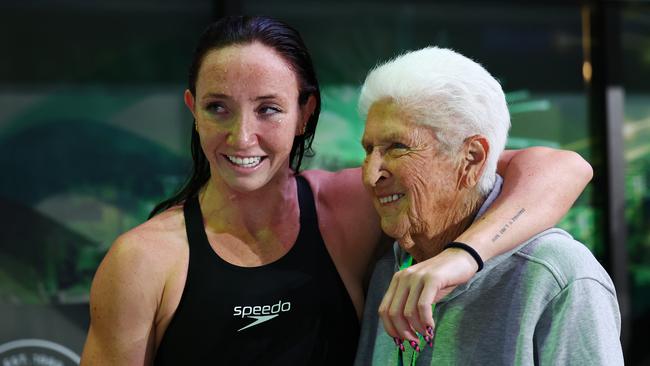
[216,172,269,192]
[214,163,283,193]
[380,217,410,242]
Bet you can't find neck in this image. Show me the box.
[198,166,299,237]
[405,189,486,263]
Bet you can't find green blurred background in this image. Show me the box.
[0,0,648,364]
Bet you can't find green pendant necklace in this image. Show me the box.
[396,254,433,366]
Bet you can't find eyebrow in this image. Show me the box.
[384,131,407,142]
[254,94,279,101]
[362,131,406,146]
[201,93,229,101]
[200,93,281,102]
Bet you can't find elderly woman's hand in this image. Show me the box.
[378,247,478,344]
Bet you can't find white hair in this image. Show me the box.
[359,46,510,196]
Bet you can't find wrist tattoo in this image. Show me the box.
[491,208,526,242]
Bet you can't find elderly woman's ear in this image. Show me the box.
[459,135,489,189]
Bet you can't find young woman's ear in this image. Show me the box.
[184,89,197,121]
[297,94,317,135]
[459,135,489,189]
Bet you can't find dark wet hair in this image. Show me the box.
[149,16,321,217]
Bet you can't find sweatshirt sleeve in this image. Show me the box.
[533,278,623,365]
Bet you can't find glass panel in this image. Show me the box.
[622,4,650,364]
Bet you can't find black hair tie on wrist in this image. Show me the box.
[444,242,484,272]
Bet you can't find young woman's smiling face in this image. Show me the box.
[187,42,313,192]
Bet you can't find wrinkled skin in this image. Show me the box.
[362,100,482,261]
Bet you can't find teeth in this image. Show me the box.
[379,194,403,204]
[226,155,262,168]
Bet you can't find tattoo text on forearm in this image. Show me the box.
[491,208,526,242]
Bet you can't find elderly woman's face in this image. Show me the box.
[361,100,460,248]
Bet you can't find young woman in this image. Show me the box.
[80,16,592,365]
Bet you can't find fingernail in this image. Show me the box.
[426,327,435,347]
[410,340,420,352]
[424,335,431,343]
[394,338,405,352]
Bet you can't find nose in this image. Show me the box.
[362,150,389,188]
[227,112,257,148]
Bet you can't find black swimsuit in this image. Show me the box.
[154,175,360,365]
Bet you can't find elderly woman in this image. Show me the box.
[355,47,623,365]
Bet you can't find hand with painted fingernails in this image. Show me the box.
[379,247,479,345]
[393,337,405,352]
[424,326,434,347]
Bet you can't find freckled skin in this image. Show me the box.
[178,42,322,268]
[362,100,482,261]
[189,42,307,193]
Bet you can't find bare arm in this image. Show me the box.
[458,146,592,259]
[81,235,162,366]
[379,147,593,342]
[301,168,383,317]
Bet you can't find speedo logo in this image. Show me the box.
[233,300,291,332]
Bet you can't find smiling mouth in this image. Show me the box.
[224,155,266,168]
[378,193,404,205]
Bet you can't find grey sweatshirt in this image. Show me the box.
[354,177,623,366]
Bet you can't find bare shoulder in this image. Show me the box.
[301,168,369,209]
[82,206,188,365]
[301,168,377,230]
[300,168,381,262]
[101,205,187,284]
[119,205,188,260]
[90,204,187,323]
[301,167,362,188]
